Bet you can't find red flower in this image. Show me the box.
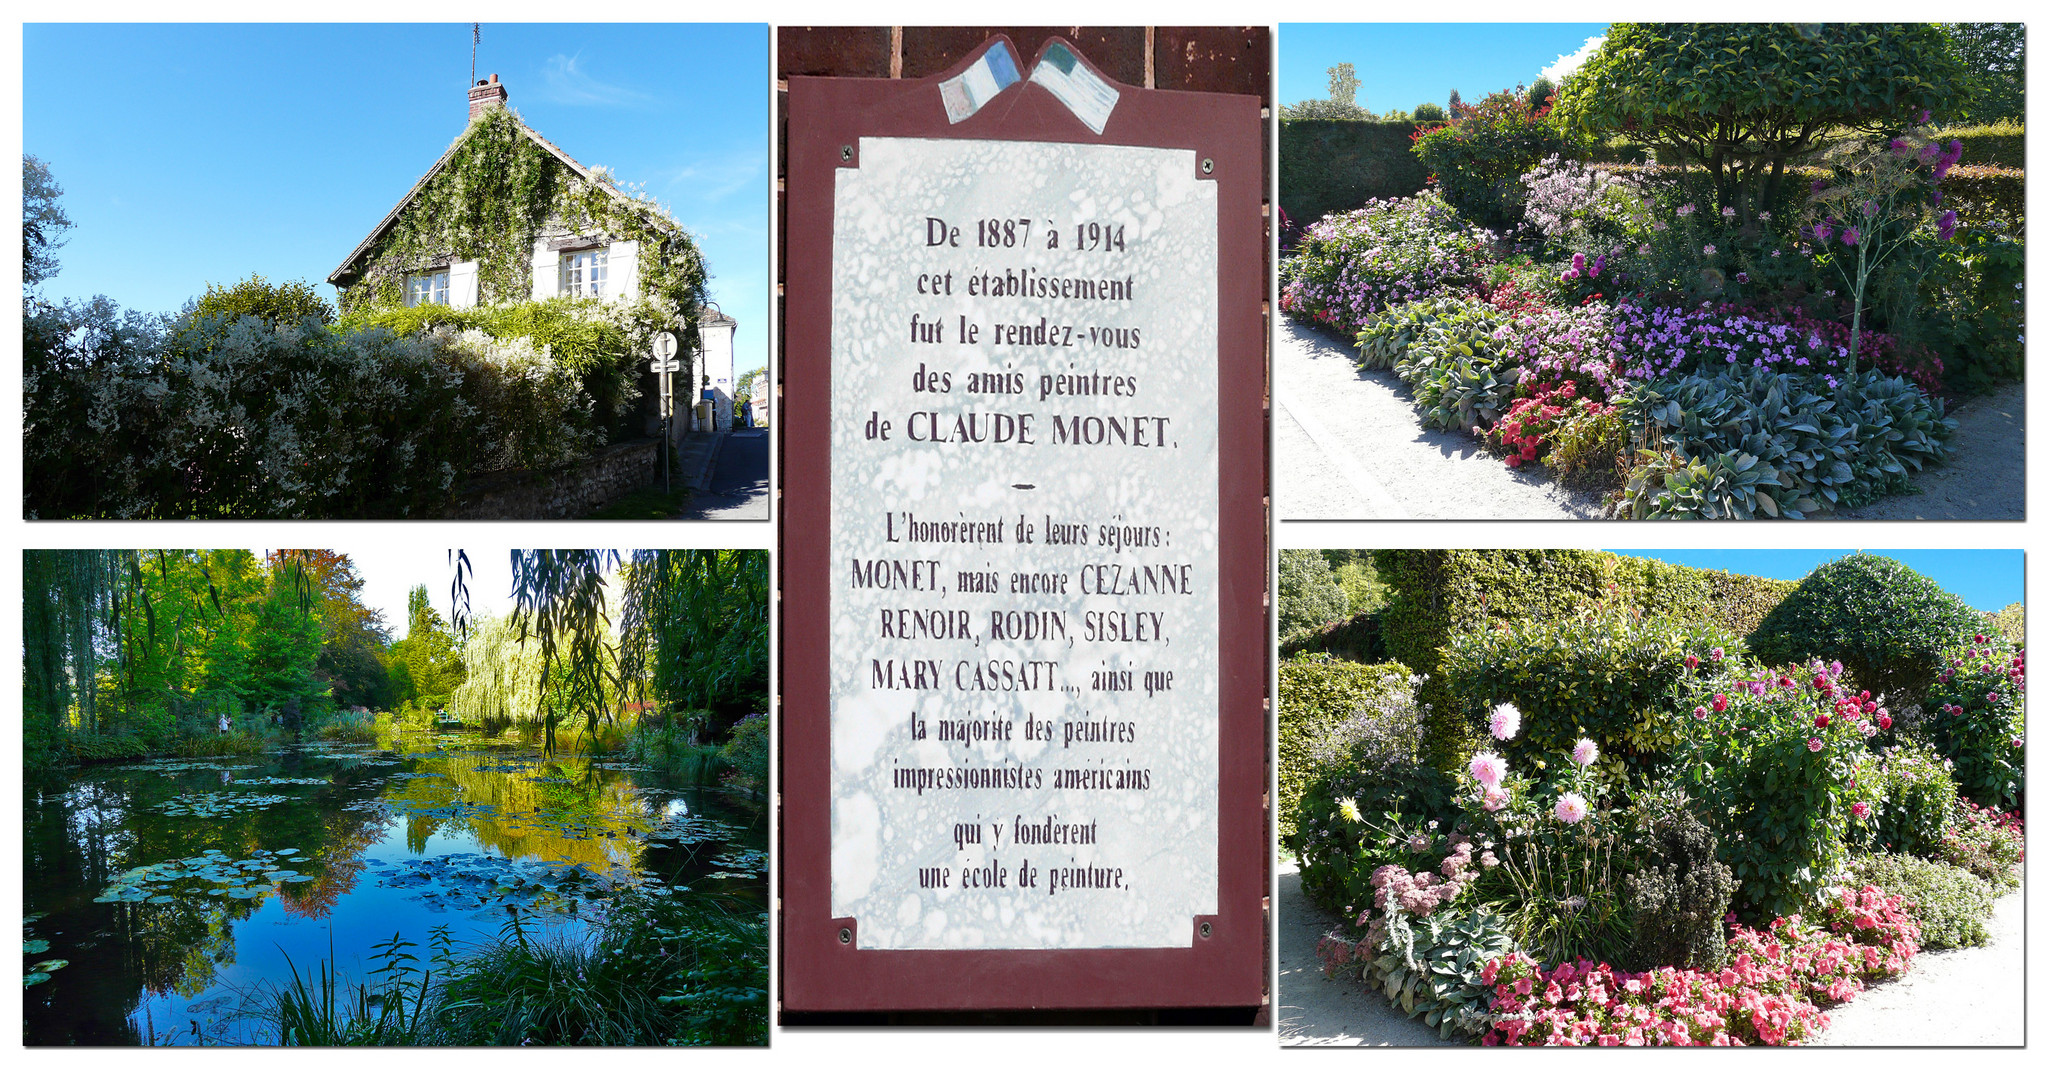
[1713,692,1729,713]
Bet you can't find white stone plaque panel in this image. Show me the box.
[828,136,1220,950]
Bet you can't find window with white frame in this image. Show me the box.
[560,247,607,297]
[406,269,450,307]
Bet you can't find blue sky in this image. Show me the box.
[1280,23,1609,114]
[1610,550,2025,613]
[24,23,768,376]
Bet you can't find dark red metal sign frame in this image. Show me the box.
[779,36,1266,1013]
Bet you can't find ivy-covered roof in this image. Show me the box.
[327,109,678,288]
[326,105,707,323]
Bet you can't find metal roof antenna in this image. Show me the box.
[471,23,480,88]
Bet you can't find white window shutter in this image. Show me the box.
[605,240,640,300]
[449,260,480,309]
[530,240,558,301]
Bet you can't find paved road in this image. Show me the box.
[680,430,769,520]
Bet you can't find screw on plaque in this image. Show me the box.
[1201,158,1214,175]
[1199,921,1213,939]
[840,145,854,162]
[838,926,853,944]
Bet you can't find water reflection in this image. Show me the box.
[22,729,766,1045]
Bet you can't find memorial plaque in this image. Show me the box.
[782,36,1266,1013]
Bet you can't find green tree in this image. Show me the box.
[23,155,72,291]
[1328,62,1362,108]
[1411,102,1448,124]
[190,274,336,328]
[1942,23,2024,123]
[1552,23,1971,214]
[394,584,466,709]
[1278,550,1348,640]
[620,549,770,723]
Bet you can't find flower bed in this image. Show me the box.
[1277,102,2022,518]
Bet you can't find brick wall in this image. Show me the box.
[450,438,658,519]
[776,26,1274,395]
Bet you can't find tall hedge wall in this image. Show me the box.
[1279,119,1431,230]
[1276,657,1416,846]
[1279,611,1387,665]
[1368,550,1795,771]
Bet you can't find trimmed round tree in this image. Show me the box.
[1552,23,1970,214]
[1747,553,1985,706]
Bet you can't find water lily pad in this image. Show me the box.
[24,939,49,954]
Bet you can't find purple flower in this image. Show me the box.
[1861,200,1879,218]
[1736,272,1750,283]
[1722,206,1736,218]
[1703,244,1717,256]
[1939,210,1958,240]
[1841,227,1860,247]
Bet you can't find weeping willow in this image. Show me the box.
[619,550,769,718]
[449,614,551,735]
[22,549,130,736]
[509,550,622,750]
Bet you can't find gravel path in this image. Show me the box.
[1275,322,1603,521]
[1278,861,2025,1047]
[1274,320,2024,521]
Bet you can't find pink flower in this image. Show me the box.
[1852,802,1870,819]
[1808,737,1824,753]
[1712,647,1725,661]
[1469,751,1508,789]
[1554,792,1588,825]
[1987,692,1999,702]
[1693,705,1708,720]
[1573,738,1599,767]
[1490,703,1523,741]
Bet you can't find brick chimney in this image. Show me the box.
[469,73,506,119]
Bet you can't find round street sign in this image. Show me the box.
[651,331,679,362]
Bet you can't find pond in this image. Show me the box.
[22,730,768,1045]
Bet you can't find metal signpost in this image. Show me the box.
[651,331,680,493]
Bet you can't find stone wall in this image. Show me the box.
[450,438,658,519]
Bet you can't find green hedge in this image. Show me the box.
[1279,611,1386,665]
[1937,122,2025,168]
[1939,165,2025,238]
[1748,553,1987,708]
[1276,656,1414,845]
[1443,614,1740,783]
[1279,119,1430,231]
[1371,550,1794,771]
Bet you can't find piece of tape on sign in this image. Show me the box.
[1029,43,1118,135]
[939,40,1020,125]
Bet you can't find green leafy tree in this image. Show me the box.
[620,549,769,723]
[190,274,336,328]
[1411,102,1448,124]
[1278,550,1349,640]
[1552,23,1971,214]
[1942,23,2024,123]
[1748,553,1986,709]
[23,155,72,291]
[394,584,466,709]
[1328,62,1362,108]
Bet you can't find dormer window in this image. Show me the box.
[561,247,607,297]
[406,269,450,307]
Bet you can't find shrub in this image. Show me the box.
[1277,656,1422,845]
[1921,636,2024,808]
[190,274,336,327]
[1277,550,1348,639]
[1443,613,1739,783]
[1353,297,1523,434]
[1496,302,1624,401]
[1850,743,1958,857]
[1279,193,1494,334]
[1412,89,1569,228]
[1938,798,2023,889]
[1541,399,1627,488]
[1676,658,1882,919]
[1750,554,1987,707]
[1849,852,1993,950]
[1622,788,1736,973]
[719,713,768,793]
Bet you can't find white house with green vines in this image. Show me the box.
[328,74,739,435]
